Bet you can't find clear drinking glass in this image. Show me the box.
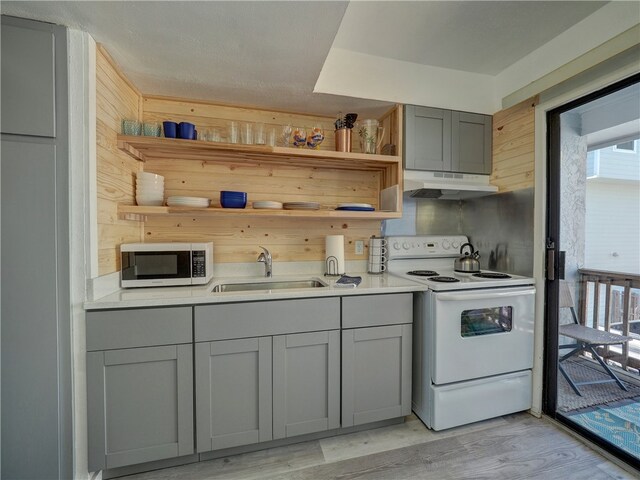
[228,121,239,144]
[254,122,266,145]
[267,127,277,147]
[241,122,254,144]
[280,124,293,147]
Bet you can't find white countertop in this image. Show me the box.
[84,273,427,310]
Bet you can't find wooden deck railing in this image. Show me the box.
[578,268,640,371]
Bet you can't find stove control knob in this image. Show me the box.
[393,242,400,250]
[402,242,410,250]
[452,240,460,249]
[442,240,450,250]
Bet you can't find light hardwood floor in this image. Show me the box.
[121,413,637,480]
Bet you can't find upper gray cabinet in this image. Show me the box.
[1,19,57,137]
[404,105,492,174]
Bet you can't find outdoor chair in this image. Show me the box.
[558,281,633,396]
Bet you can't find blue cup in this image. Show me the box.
[179,122,195,140]
[163,121,177,138]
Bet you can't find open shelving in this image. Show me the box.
[116,135,403,220]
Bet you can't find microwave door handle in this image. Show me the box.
[435,287,535,302]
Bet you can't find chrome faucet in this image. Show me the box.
[257,246,272,277]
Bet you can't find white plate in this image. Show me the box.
[168,196,208,202]
[283,202,320,210]
[253,201,283,209]
[337,203,373,209]
[167,196,210,207]
[136,198,164,206]
[136,189,164,194]
[136,195,164,201]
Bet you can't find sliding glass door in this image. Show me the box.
[544,73,640,469]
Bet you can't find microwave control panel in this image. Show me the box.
[192,250,206,277]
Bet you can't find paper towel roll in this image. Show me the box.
[325,235,345,275]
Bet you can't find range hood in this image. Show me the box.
[403,170,498,200]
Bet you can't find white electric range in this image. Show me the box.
[386,235,536,431]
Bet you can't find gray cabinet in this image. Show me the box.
[404,106,451,171]
[87,344,194,471]
[404,105,492,174]
[1,19,56,137]
[86,307,194,472]
[196,337,273,452]
[1,16,71,480]
[341,294,413,427]
[451,111,492,174]
[194,298,341,453]
[273,331,340,439]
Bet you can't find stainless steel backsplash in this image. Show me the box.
[415,188,534,276]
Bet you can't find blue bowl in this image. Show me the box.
[220,191,247,208]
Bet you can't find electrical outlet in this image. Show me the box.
[355,240,364,255]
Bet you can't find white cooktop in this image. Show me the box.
[386,235,534,291]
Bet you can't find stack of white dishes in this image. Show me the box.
[166,196,211,208]
[136,172,164,206]
[252,200,283,210]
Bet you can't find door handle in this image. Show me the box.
[546,239,555,281]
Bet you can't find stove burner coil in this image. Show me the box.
[472,272,512,279]
[430,276,460,283]
[407,270,439,277]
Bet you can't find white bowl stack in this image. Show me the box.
[136,172,165,206]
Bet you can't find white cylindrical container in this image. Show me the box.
[325,235,345,275]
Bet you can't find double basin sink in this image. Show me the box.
[211,278,328,293]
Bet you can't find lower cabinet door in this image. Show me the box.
[342,325,412,427]
[273,330,340,439]
[196,337,273,452]
[87,344,194,471]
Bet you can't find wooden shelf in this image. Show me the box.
[118,204,402,221]
[117,135,402,171]
[116,134,403,222]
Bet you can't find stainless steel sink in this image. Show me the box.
[212,279,327,293]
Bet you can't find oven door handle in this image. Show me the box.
[435,287,536,302]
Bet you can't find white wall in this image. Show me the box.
[68,29,96,480]
[594,144,640,181]
[586,180,640,274]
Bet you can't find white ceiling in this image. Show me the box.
[332,1,606,75]
[1,1,630,117]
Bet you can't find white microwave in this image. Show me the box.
[120,242,214,288]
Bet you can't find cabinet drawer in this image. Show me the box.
[195,298,340,342]
[342,293,413,329]
[86,307,192,351]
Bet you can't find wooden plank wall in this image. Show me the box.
[141,96,382,263]
[491,96,538,192]
[96,45,144,275]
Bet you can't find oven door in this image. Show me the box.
[430,286,535,384]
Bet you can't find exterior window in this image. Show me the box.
[613,140,637,153]
[461,306,513,337]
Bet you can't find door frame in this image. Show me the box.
[543,72,640,469]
